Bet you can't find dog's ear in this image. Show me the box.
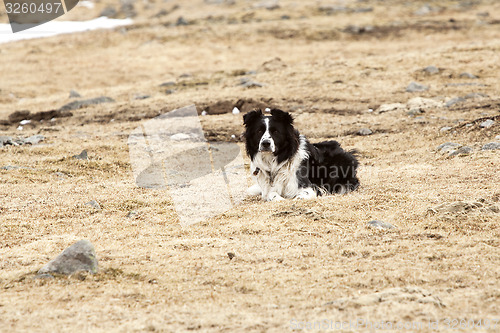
[243,109,263,127]
[270,109,294,125]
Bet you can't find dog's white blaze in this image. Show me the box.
[252,135,312,201]
[259,118,276,153]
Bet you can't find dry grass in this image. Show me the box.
[1,0,499,332]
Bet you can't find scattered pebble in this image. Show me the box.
[357,128,373,136]
[59,96,115,112]
[0,136,13,147]
[367,220,395,229]
[85,200,101,210]
[159,81,176,87]
[37,240,98,276]
[239,77,264,88]
[377,103,406,113]
[164,89,176,94]
[134,94,150,100]
[437,142,461,153]
[406,82,429,93]
[232,107,240,115]
[170,133,191,141]
[440,126,452,132]
[72,150,88,160]
[19,119,31,125]
[23,135,45,145]
[449,146,473,156]
[459,72,478,79]
[227,252,236,260]
[175,16,189,26]
[445,97,465,108]
[482,142,500,150]
[479,119,494,128]
[69,90,81,98]
[201,110,208,116]
[422,65,439,74]
[231,134,236,139]
[17,126,23,131]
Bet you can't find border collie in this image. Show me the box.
[243,109,359,201]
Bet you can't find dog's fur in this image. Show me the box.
[243,109,359,201]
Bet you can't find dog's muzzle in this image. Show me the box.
[259,140,273,152]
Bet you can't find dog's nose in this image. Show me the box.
[261,141,271,149]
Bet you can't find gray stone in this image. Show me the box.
[159,81,176,87]
[1,165,25,171]
[449,146,473,156]
[445,97,465,107]
[367,220,395,229]
[465,92,488,99]
[482,142,500,150]
[165,89,176,95]
[34,273,54,279]
[69,90,81,98]
[459,72,478,79]
[134,94,150,100]
[23,135,45,145]
[406,82,429,92]
[440,126,452,132]
[0,136,13,147]
[175,17,189,26]
[240,78,265,88]
[85,200,101,210]
[479,119,494,128]
[357,128,373,136]
[72,150,88,160]
[423,66,439,74]
[37,240,98,275]
[437,142,461,153]
[100,6,117,18]
[59,96,115,112]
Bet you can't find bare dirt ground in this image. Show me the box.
[1,0,499,332]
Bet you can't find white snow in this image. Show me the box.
[0,17,133,45]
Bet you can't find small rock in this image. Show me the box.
[170,133,191,141]
[465,92,488,99]
[17,126,23,131]
[179,73,192,78]
[159,81,176,87]
[437,142,461,153]
[482,142,500,150]
[227,252,236,260]
[406,82,429,93]
[85,200,101,210]
[440,126,452,132]
[69,90,81,98]
[1,165,24,171]
[241,81,264,88]
[449,146,473,156]
[495,135,500,141]
[175,16,189,26]
[201,111,208,116]
[459,72,478,79]
[0,136,13,147]
[59,96,115,112]
[37,240,98,275]
[423,66,439,74]
[357,128,373,136]
[232,107,240,115]
[100,6,117,18]
[377,103,406,113]
[367,220,395,229]
[126,210,141,218]
[479,119,494,128]
[134,94,150,100]
[164,89,176,95]
[19,119,31,125]
[445,97,465,108]
[407,108,424,116]
[265,108,271,112]
[23,135,45,145]
[72,150,88,160]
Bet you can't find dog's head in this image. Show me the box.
[243,109,299,162]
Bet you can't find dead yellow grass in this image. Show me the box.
[1,0,499,332]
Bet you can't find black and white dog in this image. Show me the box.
[243,109,359,201]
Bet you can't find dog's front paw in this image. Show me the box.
[268,192,284,201]
[294,188,317,200]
